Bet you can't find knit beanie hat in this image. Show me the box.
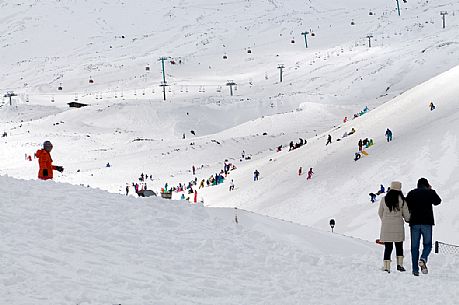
[43,140,53,151]
[390,181,402,191]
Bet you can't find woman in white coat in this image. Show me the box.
[378,181,410,273]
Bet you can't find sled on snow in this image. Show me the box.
[160,191,173,199]
[137,190,157,197]
[361,150,369,156]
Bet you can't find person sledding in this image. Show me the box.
[369,192,377,203]
[35,140,64,180]
[376,184,385,195]
[354,151,361,161]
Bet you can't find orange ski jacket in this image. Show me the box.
[35,149,56,180]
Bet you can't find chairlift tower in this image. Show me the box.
[226,81,236,96]
[366,35,373,47]
[301,31,309,48]
[158,56,170,101]
[440,11,448,29]
[277,64,285,82]
[4,91,17,106]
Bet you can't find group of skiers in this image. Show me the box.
[378,178,441,276]
[159,161,238,203]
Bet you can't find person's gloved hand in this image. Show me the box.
[55,166,64,173]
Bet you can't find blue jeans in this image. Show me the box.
[410,225,433,273]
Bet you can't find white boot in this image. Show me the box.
[383,260,391,273]
[397,256,406,272]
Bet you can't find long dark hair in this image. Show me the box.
[384,190,405,212]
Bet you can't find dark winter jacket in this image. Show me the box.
[406,186,441,226]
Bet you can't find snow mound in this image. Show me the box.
[1,175,458,304]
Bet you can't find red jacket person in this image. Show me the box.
[35,141,64,180]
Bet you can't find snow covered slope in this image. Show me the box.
[203,64,459,244]
[1,175,458,305]
[1,0,459,245]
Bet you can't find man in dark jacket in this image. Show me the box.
[406,178,441,276]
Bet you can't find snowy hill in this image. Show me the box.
[1,0,459,245]
[1,175,458,305]
[203,64,459,244]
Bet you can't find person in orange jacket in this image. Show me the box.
[35,140,64,180]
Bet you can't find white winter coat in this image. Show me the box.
[378,196,410,242]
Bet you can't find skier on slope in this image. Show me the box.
[429,101,436,111]
[298,166,303,176]
[35,141,64,180]
[385,128,393,142]
[326,134,332,146]
[253,169,260,181]
[306,168,314,180]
